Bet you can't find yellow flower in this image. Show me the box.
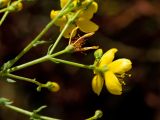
[50,0,99,38]
[92,48,132,95]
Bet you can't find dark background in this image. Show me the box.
[0,0,160,120]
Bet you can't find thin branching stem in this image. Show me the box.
[49,57,94,70]
[0,8,8,13]
[48,10,82,54]
[5,104,60,120]
[6,0,73,69]
[0,11,9,26]
[7,49,67,72]
[5,73,42,86]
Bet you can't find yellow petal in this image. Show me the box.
[87,2,98,13]
[79,9,94,20]
[82,1,98,13]
[79,2,98,20]
[92,74,104,95]
[108,58,132,74]
[60,0,68,8]
[60,24,77,38]
[76,18,99,33]
[60,0,78,8]
[50,10,59,19]
[104,71,122,95]
[99,48,118,67]
[50,10,67,26]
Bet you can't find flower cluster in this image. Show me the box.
[50,0,99,38]
[92,48,132,95]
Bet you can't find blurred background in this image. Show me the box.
[0,0,160,120]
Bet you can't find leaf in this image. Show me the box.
[6,78,16,83]
[0,98,13,105]
[33,40,49,47]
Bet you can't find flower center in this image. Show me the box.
[116,73,131,85]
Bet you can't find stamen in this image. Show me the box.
[116,73,131,86]
[116,73,131,79]
[118,78,126,85]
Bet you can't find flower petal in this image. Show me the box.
[79,9,94,20]
[76,18,99,33]
[50,10,59,19]
[104,71,122,95]
[99,48,118,67]
[50,10,67,26]
[60,24,77,38]
[60,0,79,8]
[82,1,98,13]
[60,0,68,8]
[92,74,104,95]
[108,58,132,74]
[79,2,98,20]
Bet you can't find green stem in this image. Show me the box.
[8,49,68,73]
[5,73,42,86]
[5,104,60,120]
[85,110,103,120]
[48,21,70,55]
[0,0,11,25]
[48,10,82,54]
[0,8,8,13]
[6,0,72,69]
[0,11,9,26]
[49,57,94,70]
[7,19,57,68]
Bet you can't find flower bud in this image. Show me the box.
[45,81,60,92]
[94,49,103,61]
[8,1,23,12]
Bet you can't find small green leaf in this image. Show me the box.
[94,110,103,119]
[36,86,41,92]
[33,105,47,113]
[30,105,47,120]
[33,40,48,47]
[0,98,13,105]
[6,78,16,83]
[1,59,14,71]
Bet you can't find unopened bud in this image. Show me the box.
[8,1,23,12]
[94,110,103,119]
[94,49,103,60]
[45,81,60,92]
